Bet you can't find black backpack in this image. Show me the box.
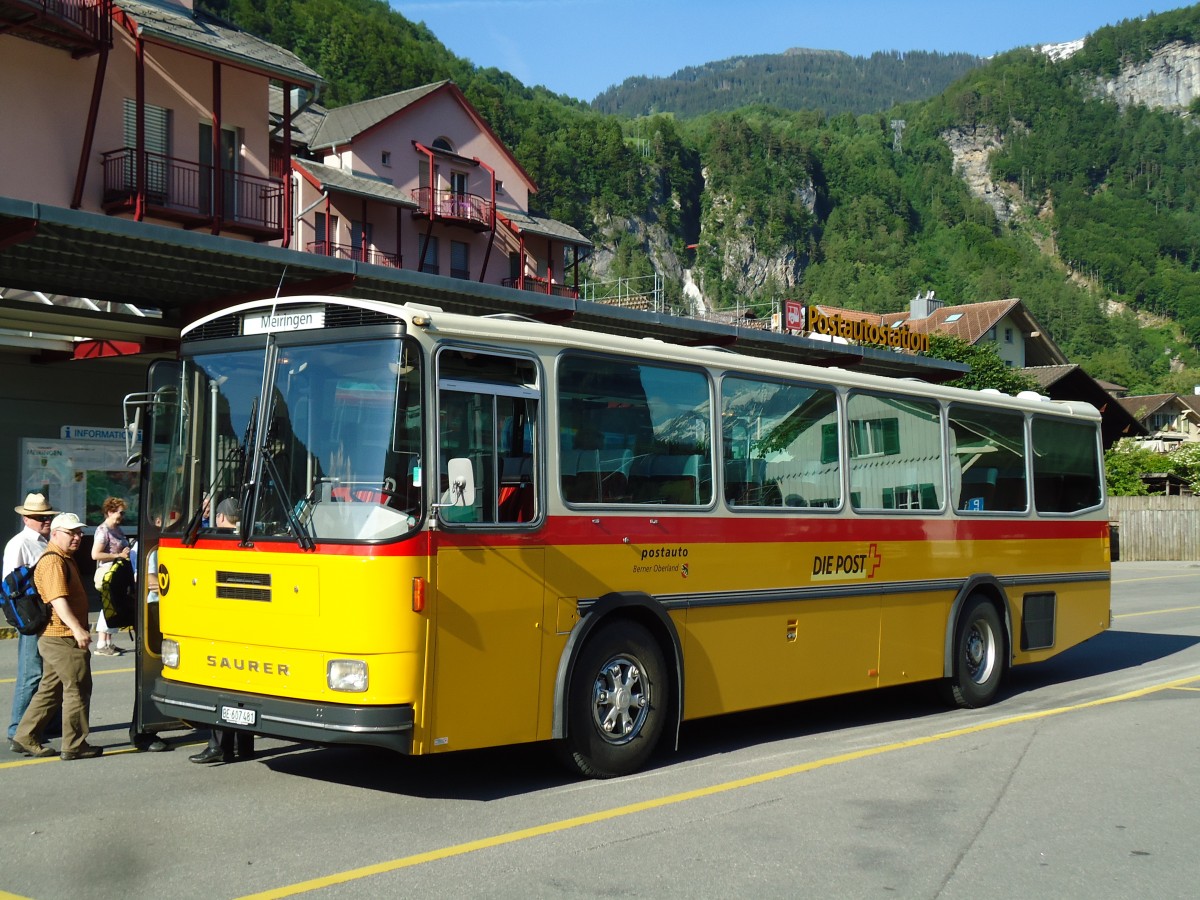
[1,556,54,636]
[99,556,136,630]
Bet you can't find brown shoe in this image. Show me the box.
[60,744,103,761]
[12,740,57,758]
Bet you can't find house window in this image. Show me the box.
[122,99,171,198]
[1150,412,1177,432]
[848,417,900,459]
[381,150,391,167]
[314,213,338,253]
[351,221,373,262]
[1005,327,1014,343]
[985,327,997,341]
[420,235,440,274]
[432,136,454,153]
[198,123,240,216]
[451,240,470,279]
[123,98,170,157]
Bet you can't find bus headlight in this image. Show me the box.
[327,659,368,692]
[161,639,180,669]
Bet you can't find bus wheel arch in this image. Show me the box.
[941,577,1010,709]
[553,592,683,778]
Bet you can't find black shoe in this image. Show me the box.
[147,739,169,752]
[189,745,233,764]
[60,744,103,761]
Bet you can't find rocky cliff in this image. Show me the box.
[1093,41,1200,111]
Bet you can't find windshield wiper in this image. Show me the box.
[181,499,206,547]
[260,447,315,551]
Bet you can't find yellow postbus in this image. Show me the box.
[129,294,1110,777]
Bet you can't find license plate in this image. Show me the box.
[220,706,256,727]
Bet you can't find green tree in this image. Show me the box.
[1103,439,1157,495]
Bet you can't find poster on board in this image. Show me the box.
[20,427,139,532]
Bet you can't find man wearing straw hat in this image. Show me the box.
[4,492,59,753]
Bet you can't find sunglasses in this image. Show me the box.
[29,515,54,523]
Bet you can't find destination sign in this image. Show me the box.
[243,306,326,335]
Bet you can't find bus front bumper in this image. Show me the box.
[151,678,414,753]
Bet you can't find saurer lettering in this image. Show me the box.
[206,656,290,676]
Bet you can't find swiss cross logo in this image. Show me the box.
[866,543,882,579]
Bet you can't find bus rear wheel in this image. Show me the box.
[560,620,667,779]
[943,595,1005,708]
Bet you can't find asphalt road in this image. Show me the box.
[1,561,1198,900]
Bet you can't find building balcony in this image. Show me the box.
[101,148,284,240]
[410,187,493,231]
[305,240,400,268]
[502,275,578,299]
[0,0,113,56]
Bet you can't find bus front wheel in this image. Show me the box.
[560,620,667,778]
[943,595,1005,708]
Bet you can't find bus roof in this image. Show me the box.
[182,295,1098,421]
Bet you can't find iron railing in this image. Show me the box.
[0,0,113,49]
[411,187,492,228]
[502,275,578,299]
[101,148,283,232]
[305,240,400,268]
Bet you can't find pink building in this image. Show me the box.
[286,81,591,297]
[0,0,319,242]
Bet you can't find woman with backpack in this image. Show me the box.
[90,497,131,656]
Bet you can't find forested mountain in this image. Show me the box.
[591,49,984,118]
[201,0,1200,394]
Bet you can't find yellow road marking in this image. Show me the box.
[236,674,1200,900]
[1114,605,1200,619]
[1113,573,1200,583]
[0,744,143,770]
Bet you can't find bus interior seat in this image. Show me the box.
[960,466,998,510]
[597,449,633,501]
[498,455,535,522]
[724,457,768,504]
[630,454,704,504]
[560,449,601,503]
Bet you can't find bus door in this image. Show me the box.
[126,360,188,745]
[429,350,545,752]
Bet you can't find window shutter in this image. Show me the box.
[883,418,900,455]
[821,423,838,464]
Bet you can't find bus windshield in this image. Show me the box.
[160,336,423,543]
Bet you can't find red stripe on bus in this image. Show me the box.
[159,515,1104,557]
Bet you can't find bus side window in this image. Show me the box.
[949,404,1027,514]
[720,375,840,510]
[1032,415,1101,513]
[437,349,540,526]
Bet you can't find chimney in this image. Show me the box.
[909,289,944,320]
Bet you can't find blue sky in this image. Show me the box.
[391,0,1182,101]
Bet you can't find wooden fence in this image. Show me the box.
[1107,496,1200,561]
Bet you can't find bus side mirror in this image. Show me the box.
[440,457,476,508]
